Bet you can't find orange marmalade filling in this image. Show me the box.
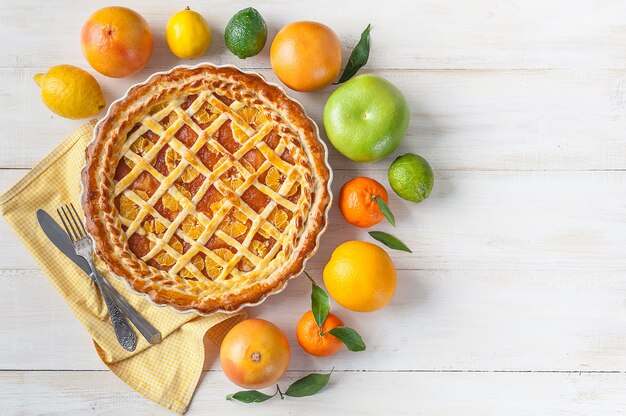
[114,93,303,281]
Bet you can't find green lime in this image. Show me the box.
[388,153,434,203]
[224,8,267,59]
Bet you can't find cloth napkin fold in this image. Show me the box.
[0,120,245,414]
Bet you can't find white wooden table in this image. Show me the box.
[3,1,626,414]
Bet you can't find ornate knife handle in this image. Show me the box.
[87,258,137,351]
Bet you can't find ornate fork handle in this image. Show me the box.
[98,271,161,344]
[87,257,137,352]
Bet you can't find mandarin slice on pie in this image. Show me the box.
[82,64,331,314]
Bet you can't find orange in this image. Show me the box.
[339,177,389,228]
[270,21,342,92]
[220,318,290,389]
[81,6,152,78]
[323,241,397,312]
[296,310,344,357]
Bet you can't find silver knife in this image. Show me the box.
[36,209,161,344]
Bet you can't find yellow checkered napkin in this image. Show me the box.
[0,120,246,414]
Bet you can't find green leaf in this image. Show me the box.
[335,24,371,84]
[368,231,412,253]
[327,327,366,352]
[311,283,330,328]
[285,372,332,397]
[374,196,395,226]
[226,390,275,403]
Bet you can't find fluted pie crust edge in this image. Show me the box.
[81,64,331,315]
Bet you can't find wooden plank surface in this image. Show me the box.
[4,371,626,415]
[4,0,626,71]
[2,169,625,272]
[4,68,626,170]
[2,0,626,414]
[3,268,626,372]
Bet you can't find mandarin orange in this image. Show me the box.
[339,177,389,228]
[296,310,344,357]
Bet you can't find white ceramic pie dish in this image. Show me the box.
[79,62,333,316]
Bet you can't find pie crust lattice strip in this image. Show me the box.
[81,64,332,314]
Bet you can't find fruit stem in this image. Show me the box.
[276,384,284,400]
[185,5,190,10]
[303,270,316,285]
[250,351,261,363]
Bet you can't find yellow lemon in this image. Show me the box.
[34,65,105,119]
[166,7,211,59]
[323,241,397,312]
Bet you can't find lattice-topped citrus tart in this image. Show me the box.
[81,64,331,314]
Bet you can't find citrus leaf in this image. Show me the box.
[335,24,371,84]
[369,231,412,253]
[284,372,332,397]
[226,390,275,403]
[374,196,395,226]
[327,327,366,352]
[311,283,330,328]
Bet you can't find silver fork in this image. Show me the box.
[58,203,137,352]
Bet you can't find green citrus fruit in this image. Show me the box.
[224,8,267,59]
[323,74,410,162]
[388,153,434,203]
